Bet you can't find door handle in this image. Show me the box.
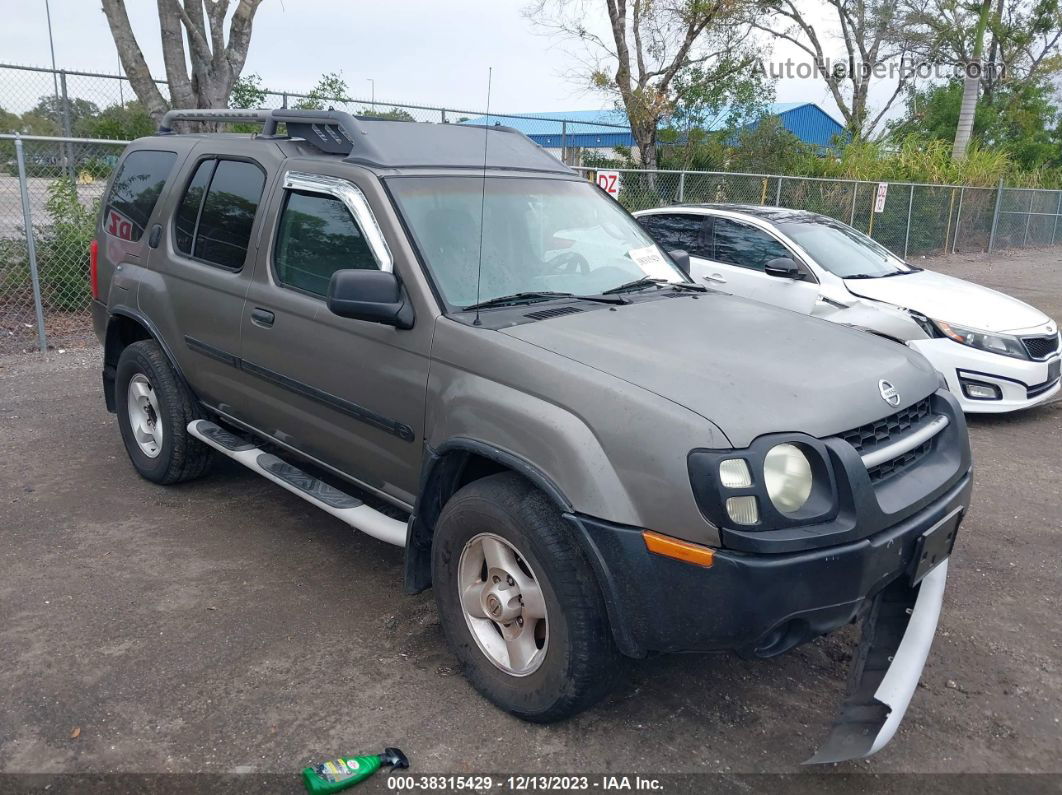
[148,224,162,249]
[250,307,275,328]
[703,273,727,284]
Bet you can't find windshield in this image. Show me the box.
[388,176,684,309]
[776,216,913,278]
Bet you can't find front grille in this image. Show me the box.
[839,397,932,454]
[867,439,932,483]
[1022,334,1060,360]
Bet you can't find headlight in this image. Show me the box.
[763,443,813,513]
[934,319,1028,359]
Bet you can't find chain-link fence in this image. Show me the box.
[0,134,123,354]
[2,61,1062,356]
[576,167,1062,259]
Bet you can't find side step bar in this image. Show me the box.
[188,420,407,547]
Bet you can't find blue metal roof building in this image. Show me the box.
[461,103,845,151]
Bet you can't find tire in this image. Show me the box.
[115,339,213,485]
[432,472,619,722]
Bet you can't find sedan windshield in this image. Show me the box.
[387,176,684,309]
[776,216,914,278]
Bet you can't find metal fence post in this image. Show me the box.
[952,187,965,254]
[561,121,567,166]
[988,178,1004,254]
[1022,190,1034,247]
[14,135,49,354]
[850,182,858,225]
[59,70,75,182]
[678,171,685,202]
[282,91,288,109]
[775,176,783,206]
[904,184,915,259]
[441,107,447,124]
[1052,191,1061,246]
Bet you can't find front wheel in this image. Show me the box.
[432,472,619,722]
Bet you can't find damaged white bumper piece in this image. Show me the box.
[807,559,949,764]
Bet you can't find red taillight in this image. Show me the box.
[89,239,99,300]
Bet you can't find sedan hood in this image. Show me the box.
[844,269,1050,333]
[500,293,939,448]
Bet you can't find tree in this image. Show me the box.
[527,0,761,169]
[29,96,101,134]
[101,0,265,122]
[749,0,916,139]
[229,73,267,110]
[77,101,157,140]
[294,72,350,110]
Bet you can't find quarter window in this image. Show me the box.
[712,219,792,272]
[274,191,380,296]
[174,158,265,269]
[104,150,177,242]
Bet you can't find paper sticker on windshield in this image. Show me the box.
[628,246,675,280]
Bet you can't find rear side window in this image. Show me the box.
[274,191,380,296]
[712,219,791,271]
[104,150,177,242]
[174,158,265,270]
[639,214,712,259]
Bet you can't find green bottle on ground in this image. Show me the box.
[302,747,409,793]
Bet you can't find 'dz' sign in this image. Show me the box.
[595,170,622,198]
[105,208,138,241]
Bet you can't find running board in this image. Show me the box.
[188,420,407,547]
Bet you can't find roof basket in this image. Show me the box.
[157,108,384,161]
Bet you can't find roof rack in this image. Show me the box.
[157,108,385,161]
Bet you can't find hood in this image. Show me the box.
[844,269,1051,334]
[500,293,940,448]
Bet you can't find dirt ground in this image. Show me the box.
[0,247,1060,788]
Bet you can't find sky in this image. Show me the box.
[0,0,879,124]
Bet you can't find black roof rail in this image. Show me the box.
[157,108,385,161]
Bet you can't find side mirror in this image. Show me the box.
[667,249,691,276]
[327,269,414,329]
[764,257,802,279]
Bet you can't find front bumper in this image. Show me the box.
[909,337,1060,413]
[564,467,972,659]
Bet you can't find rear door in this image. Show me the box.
[139,143,275,409]
[237,167,433,507]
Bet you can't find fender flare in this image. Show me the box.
[103,308,191,411]
[404,437,574,594]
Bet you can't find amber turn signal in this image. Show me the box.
[642,530,715,567]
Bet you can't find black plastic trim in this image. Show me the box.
[182,335,415,443]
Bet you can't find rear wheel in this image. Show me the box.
[432,472,619,722]
[115,340,213,484]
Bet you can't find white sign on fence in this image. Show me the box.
[596,170,622,198]
[875,182,889,213]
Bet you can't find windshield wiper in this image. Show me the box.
[603,277,706,295]
[463,291,628,312]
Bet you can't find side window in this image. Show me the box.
[174,158,265,269]
[712,219,791,271]
[104,150,177,242]
[639,214,712,259]
[274,191,380,296]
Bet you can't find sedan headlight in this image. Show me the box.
[763,443,813,513]
[934,319,1028,359]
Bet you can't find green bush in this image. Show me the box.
[38,177,99,311]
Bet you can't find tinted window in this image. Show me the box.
[192,160,265,269]
[104,150,177,242]
[712,219,791,271]
[174,159,215,255]
[274,191,379,296]
[639,214,712,259]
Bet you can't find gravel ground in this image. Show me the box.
[0,247,1060,788]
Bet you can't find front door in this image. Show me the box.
[238,169,432,507]
[693,216,820,315]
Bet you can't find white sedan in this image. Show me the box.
[634,204,1060,413]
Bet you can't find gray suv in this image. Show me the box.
[91,109,972,762]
